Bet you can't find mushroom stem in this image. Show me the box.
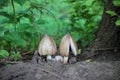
[55,55,63,61]
[63,56,68,64]
[47,55,52,60]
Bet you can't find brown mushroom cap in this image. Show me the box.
[38,34,57,56]
[59,34,70,56]
[59,34,78,57]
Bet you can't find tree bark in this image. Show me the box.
[82,0,120,59]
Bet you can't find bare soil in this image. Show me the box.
[0,61,120,80]
[0,52,120,80]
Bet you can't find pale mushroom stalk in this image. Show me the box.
[63,56,69,64]
[47,55,52,60]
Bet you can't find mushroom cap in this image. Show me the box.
[59,34,70,56]
[38,34,57,55]
[59,34,78,57]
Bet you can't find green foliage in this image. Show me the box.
[106,10,117,17]
[0,0,103,59]
[106,1,120,26]
[78,49,81,55]
[116,19,120,26]
[113,0,120,26]
[14,0,26,6]
[113,0,120,7]
[0,50,9,58]
[85,59,92,62]
[66,0,103,47]
[11,52,22,61]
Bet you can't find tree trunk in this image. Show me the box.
[82,0,120,60]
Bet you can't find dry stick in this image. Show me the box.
[82,47,120,59]
[3,59,26,65]
[0,57,13,64]
[22,51,33,56]
[3,61,23,64]
[38,68,64,80]
[83,47,120,51]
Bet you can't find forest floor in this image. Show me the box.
[0,52,120,80]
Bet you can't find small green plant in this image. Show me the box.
[106,0,120,26]
[0,49,9,59]
[78,49,81,55]
[11,52,22,61]
[85,59,92,62]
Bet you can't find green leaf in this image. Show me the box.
[0,50,9,58]
[36,19,46,24]
[85,59,91,62]
[115,19,120,26]
[30,0,43,7]
[113,1,120,6]
[78,49,81,54]
[85,0,94,6]
[11,52,22,61]
[0,26,7,37]
[106,10,117,16]
[71,32,80,41]
[20,17,31,24]
[14,0,26,6]
[17,39,27,47]
[17,23,30,32]
[0,15,9,24]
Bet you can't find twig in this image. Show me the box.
[81,47,120,59]
[4,61,23,64]
[0,57,13,64]
[11,0,17,30]
[38,68,64,80]
[11,0,16,23]
[22,51,33,56]
[83,47,120,51]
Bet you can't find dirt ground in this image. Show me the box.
[0,52,120,80]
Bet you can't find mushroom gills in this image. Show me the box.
[70,37,77,56]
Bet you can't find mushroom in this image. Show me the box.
[59,34,78,64]
[54,55,63,61]
[38,34,57,60]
